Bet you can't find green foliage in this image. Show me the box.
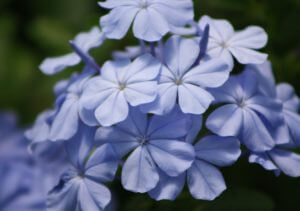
[0,0,299,210]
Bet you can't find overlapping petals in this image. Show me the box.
[96,107,195,193]
[141,35,230,115]
[199,15,268,67]
[81,54,161,126]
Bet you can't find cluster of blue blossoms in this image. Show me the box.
[2,0,300,210]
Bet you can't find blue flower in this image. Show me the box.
[249,148,300,177]
[199,15,268,67]
[47,70,96,141]
[39,27,104,75]
[148,117,241,201]
[80,54,161,127]
[246,62,300,146]
[95,107,195,193]
[99,0,194,41]
[47,124,118,211]
[141,35,230,115]
[276,83,300,146]
[206,69,289,152]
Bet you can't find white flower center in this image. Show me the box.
[137,135,149,145]
[138,0,150,9]
[220,41,228,49]
[118,83,126,91]
[173,77,183,86]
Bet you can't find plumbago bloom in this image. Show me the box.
[96,107,195,193]
[26,0,300,210]
[141,35,231,115]
[48,69,97,141]
[206,69,290,152]
[244,63,300,177]
[40,27,104,75]
[81,54,161,126]
[148,116,241,201]
[47,124,119,211]
[99,0,194,41]
[199,15,268,67]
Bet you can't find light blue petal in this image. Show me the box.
[95,91,129,126]
[78,179,111,211]
[242,109,275,152]
[39,53,80,75]
[100,6,139,39]
[95,127,139,158]
[249,152,278,171]
[47,176,80,211]
[206,104,243,137]
[198,15,234,43]
[208,77,241,104]
[25,110,52,145]
[80,77,116,110]
[185,115,203,144]
[229,47,268,64]
[147,106,191,139]
[178,83,214,114]
[78,104,99,127]
[101,59,130,82]
[183,58,230,88]
[98,0,138,9]
[277,83,300,112]
[49,95,79,141]
[245,61,276,98]
[125,81,158,106]
[148,170,185,201]
[121,146,159,193]
[147,140,195,177]
[64,123,96,169]
[164,36,199,77]
[40,27,104,75]
[72,27,105,52]
[237,69,259,99]
[187,160,226,200]
[133,8,169,42]
[194,135,241,167]
[246,95,284,127]
[229,26,268,49]
[140,82,177,115]
[85,144,119,182]
[284,110,300,146]
[121,53,161,84]
[152,0,194,26]
[269,149,300,177]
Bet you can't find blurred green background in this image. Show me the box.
[0,0,299,210]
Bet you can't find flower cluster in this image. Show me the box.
[23,0,300,210]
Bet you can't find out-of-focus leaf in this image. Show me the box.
[203,187,274,211]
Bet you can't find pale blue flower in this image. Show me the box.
[47,124,118,211]
[199,15,268,67]
[81,54,161,127]
[48,70,96,141]
[148,120,241,201]
[141,35,230,115]
[276,83,300,146]
[95,107,195,193]
[206,69,289,152]
[99,0,194,41]
[40,27,104,75]
[247,62,300,146]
